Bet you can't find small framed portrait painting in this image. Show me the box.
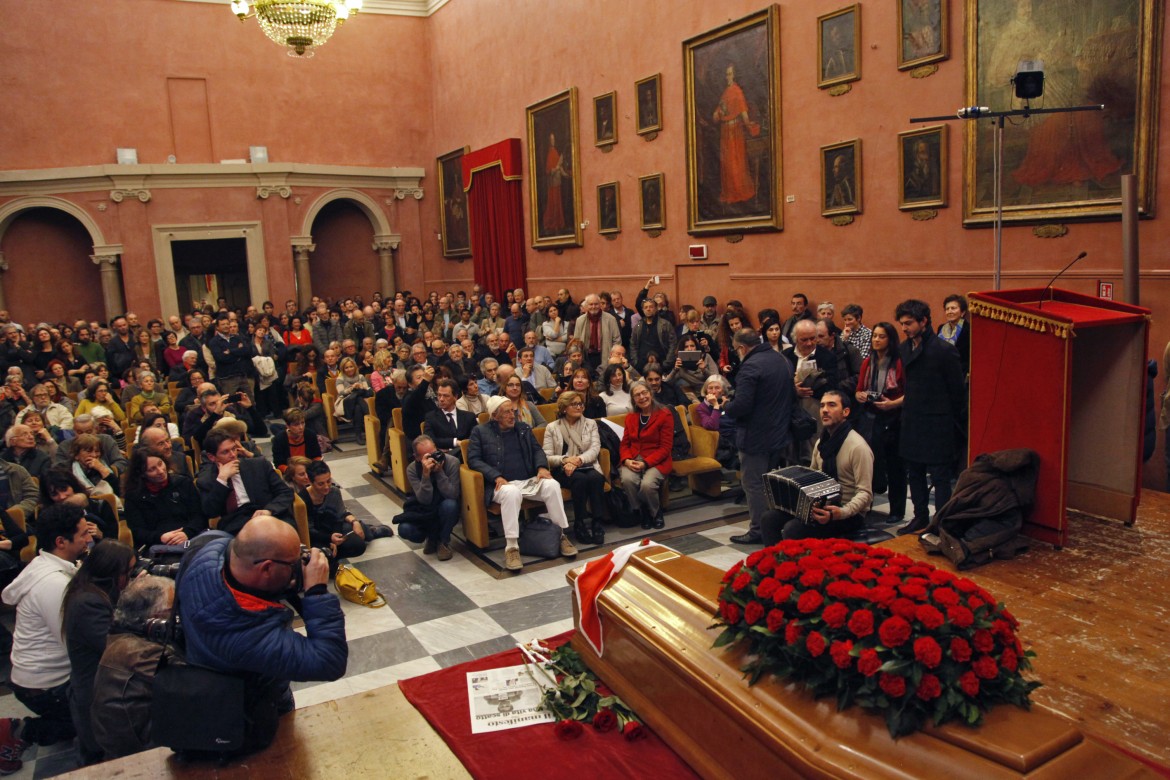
[597,182,620,234]
[639,173,665,230]
[593,91,617,147]
[818,5,861,89]
[898,125,947,210]
[635,74,662,135]
[821,139,862,217]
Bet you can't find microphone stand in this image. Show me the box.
[910,104,1103,290]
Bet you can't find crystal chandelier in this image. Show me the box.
[230,0,363,57]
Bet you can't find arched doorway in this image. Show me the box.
[0,207,106,325]
[309,199,378,304]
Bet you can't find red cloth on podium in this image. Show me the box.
[398,631,698,780]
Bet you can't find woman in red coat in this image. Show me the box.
[619,380,673,530]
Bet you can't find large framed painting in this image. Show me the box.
[818,5,861,89]
[597,182,620,234]
[899,125,947,210]
[964,0,1162,225]
[527,88,584,250]
[821,139,862,217]
[437,146,471,258]
[635,74,662,135]
[898,0,947,70]
[594,91,617,147]
[683,5,783,236]
[639,174,665,231]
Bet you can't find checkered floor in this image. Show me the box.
[0,439,906,777]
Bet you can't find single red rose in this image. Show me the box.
[822,602,849,629]
[721,602,741,624]
[890,598,918,621]
[915,604,945,630]
[774,584,795,603]
[955,577,979,594]
[827,562,853,578]
[593,709,617,733]
[870,547,895,559]
[844,552,867,564]
[806,631,827,657]
[732,572,752,593]
[756,577,780,601]
[858,648,882,677]
[797,590,824,614]
[973,654,999,680]
[973,629,996,653]
[876,574,902,588]
[797,555,827,571]
[745,550,764,568]
[898,582,928,601]
[868,585,898,607]
[879,616,912,648]
[916,673,942,701]
[779,540,806,556]
[830,639,854,670]
[825,580,854,600]
[850,568,878,583]
[959,671,980,697]
[622,721,646,742]
[744,600,765,626]
[967,595,986,610]
[555,719,584,740]
[929,569,956,586]
[785,620,804,646]
[913,636,943,669]
[722,560,743,584]
[775,561,800,581]
[905,563,931,575]
[848,609,875,638]
[766,608,786,633]
[1000,647,1019,672]
[992,618,1014,642]
[950,637,972,662]
[799,568,826,588]
[946,605,975,629]
[1000,608,1019,629]
[756,555,776,576]
[931,587,960,606]
[879,673,907,698]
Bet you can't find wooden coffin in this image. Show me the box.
[566,548,1156,780]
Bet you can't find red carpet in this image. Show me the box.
[398,631,700,779]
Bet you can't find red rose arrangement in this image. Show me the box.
[524,642,645,742]
[713,539,1040,737]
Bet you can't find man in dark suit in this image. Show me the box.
[423,379,477,456]
[783,319,840,464]
[196,430,294,535]
[894,299,966,536]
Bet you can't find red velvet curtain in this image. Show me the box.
[462,139,526,296]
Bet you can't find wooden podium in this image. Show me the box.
[967,288,1150,547]
[568,548,1158,779]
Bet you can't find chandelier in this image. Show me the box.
[230,0,363,57]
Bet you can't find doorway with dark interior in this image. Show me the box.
[171,238,250,313]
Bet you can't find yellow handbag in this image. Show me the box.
[334,563,386,608]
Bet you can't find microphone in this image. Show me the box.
[956,106,991,119]
[1038,251,1088,307]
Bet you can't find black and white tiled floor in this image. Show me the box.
[0,440,905,777]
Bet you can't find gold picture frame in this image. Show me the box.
[436,146,471,258]
[526,88,584,250]
[898,0,948,70]
[683,5,783,235]
[593,91,617,147]
[635,74,662,135]
[597,181,620,234]
[899,125,947,210]
[821,139,862,217]
[818,4,861,89]
[963,0,1162,225]
[639,173,665,230]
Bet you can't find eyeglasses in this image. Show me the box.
[568,401,585,408]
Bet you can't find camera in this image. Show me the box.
[427,451,445,464]
[133,557,183,579]
[143,615,180,644]
[865,391,882,403]
[226,392,244,404]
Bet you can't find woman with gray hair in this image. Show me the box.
[618,380,674,530]
[90,575,176,760]
[543,391,606,546]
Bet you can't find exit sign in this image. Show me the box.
[1098,281,1113,300]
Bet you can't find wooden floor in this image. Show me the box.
[883,491,1170,769]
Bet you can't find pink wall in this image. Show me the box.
[0,209,105,325]
[309,200,379,303]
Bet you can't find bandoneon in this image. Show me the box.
[764,466,840,523]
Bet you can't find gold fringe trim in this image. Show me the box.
[969,298,1074,339]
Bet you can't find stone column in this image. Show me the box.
[90,253,125,322]
[0,253,8,311]
[292,242,315,311]
[373,237,399,296]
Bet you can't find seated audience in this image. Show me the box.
[333,357,371,444]
[16,383,73,439]
[542,391,606,545]
[498,373,544,430]
[1,423,52,481]
[402,434,461,561]
[664,335,719,403]
[619,380,673,530]
[75,380,125,423]
[41,467,118,542]
[299,461,367,573]
[271,408,323,472]
[121,448,207,549]
[565,368,607,418]
[515,346,556,391]
[125,372,173,424]
[424,378,477,454]
[196,430,295,535]
[283,455,313,491]
[600,364,632,416]
[643,366,686,409]
[63,540,136,765]
[455,374,487,417]
[467,396,577,572]
[63,434,120,498]
[135,424,189,478]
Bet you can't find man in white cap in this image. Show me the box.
[467,396,577,571]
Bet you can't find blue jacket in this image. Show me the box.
[723,343,795,455]
[178,533,347,684]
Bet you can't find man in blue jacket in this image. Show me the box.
[723,328,795,546]
[178,514,347,718]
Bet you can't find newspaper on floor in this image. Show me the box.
[467,664,556,734]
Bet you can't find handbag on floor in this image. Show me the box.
[518,516,562,559]
[335,562,386,607]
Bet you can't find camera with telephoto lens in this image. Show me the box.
[133,557,183,579]
[143,615,181,644]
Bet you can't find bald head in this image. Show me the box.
[229,514,301,592]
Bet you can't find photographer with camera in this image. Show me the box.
[176,514,347,745]
[401,434,461,561]
[181,383,265,445]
